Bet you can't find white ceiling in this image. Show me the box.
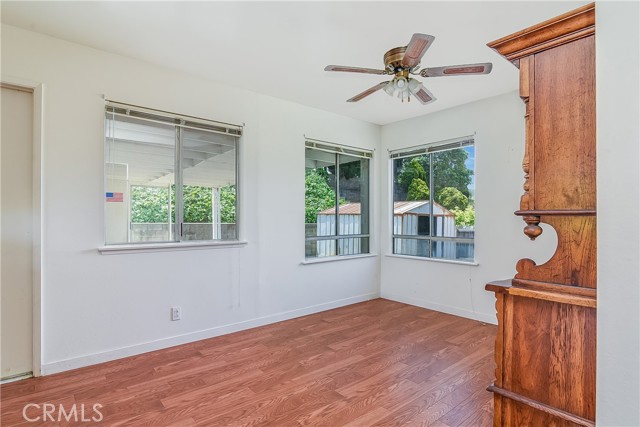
[1,1,587,125]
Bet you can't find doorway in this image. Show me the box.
[1,83,35,381]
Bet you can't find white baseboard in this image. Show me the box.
[381,292,497,325]
[40,292,379,376]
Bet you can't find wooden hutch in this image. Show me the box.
[485,3,596,427]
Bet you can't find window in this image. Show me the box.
[305,139,372,259]
[104,102,241,245]
[390,136,475,262]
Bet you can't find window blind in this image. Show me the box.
[388,135,474,159]
[305,137,373,159]
[105,100,242,137]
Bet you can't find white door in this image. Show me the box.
[1,84,34,380]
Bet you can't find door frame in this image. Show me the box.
[1,77,44,377]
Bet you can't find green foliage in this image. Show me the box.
[219,186,236,223]
[397,158,427,191]
[395,149,473,200]
[431,150,472,198]
[451,205,475,227]
[436,187,469,211]
[305,169,337,224]
[407,178,430,201]
[339,160,361,180]
[131,186,170,223]
[183,185,212,223]
[130,184,236,224]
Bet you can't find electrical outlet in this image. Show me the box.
[171,306,182,321]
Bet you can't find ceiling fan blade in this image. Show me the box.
[401,34,435,68]
[346,82,389,102]
[420,62,493,78]
[412,84,437,105]
[325,65,387,75]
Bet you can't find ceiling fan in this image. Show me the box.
[325,33,492,105]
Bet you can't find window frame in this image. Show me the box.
[103,101,242,246]
[304,138,373,259]
[389,135,475,262]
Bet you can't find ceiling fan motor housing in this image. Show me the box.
[384,47,411,75]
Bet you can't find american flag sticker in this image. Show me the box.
[106,192,124,202]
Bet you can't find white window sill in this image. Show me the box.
[301,253,378,265]
[385,253,479,266]
[98,240,248,255]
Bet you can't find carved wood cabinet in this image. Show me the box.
[485,4,596,427]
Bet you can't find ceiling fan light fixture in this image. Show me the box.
[394,77,408,90]
[408,78,421,95]
[383,80,396,96]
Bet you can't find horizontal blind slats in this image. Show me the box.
[105,101,242,136]
[388,135,474,159]
[305,138,373,159]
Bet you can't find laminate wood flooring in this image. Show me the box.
[1,299,496,426]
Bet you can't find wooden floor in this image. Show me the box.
[1,299,496,426]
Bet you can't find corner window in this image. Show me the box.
[390,136,475,262]
[305,139,372,259]
[104,102,241,245]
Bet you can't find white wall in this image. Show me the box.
[379,92,557,324]
[1,25,380,374]
[596,2,640,426]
